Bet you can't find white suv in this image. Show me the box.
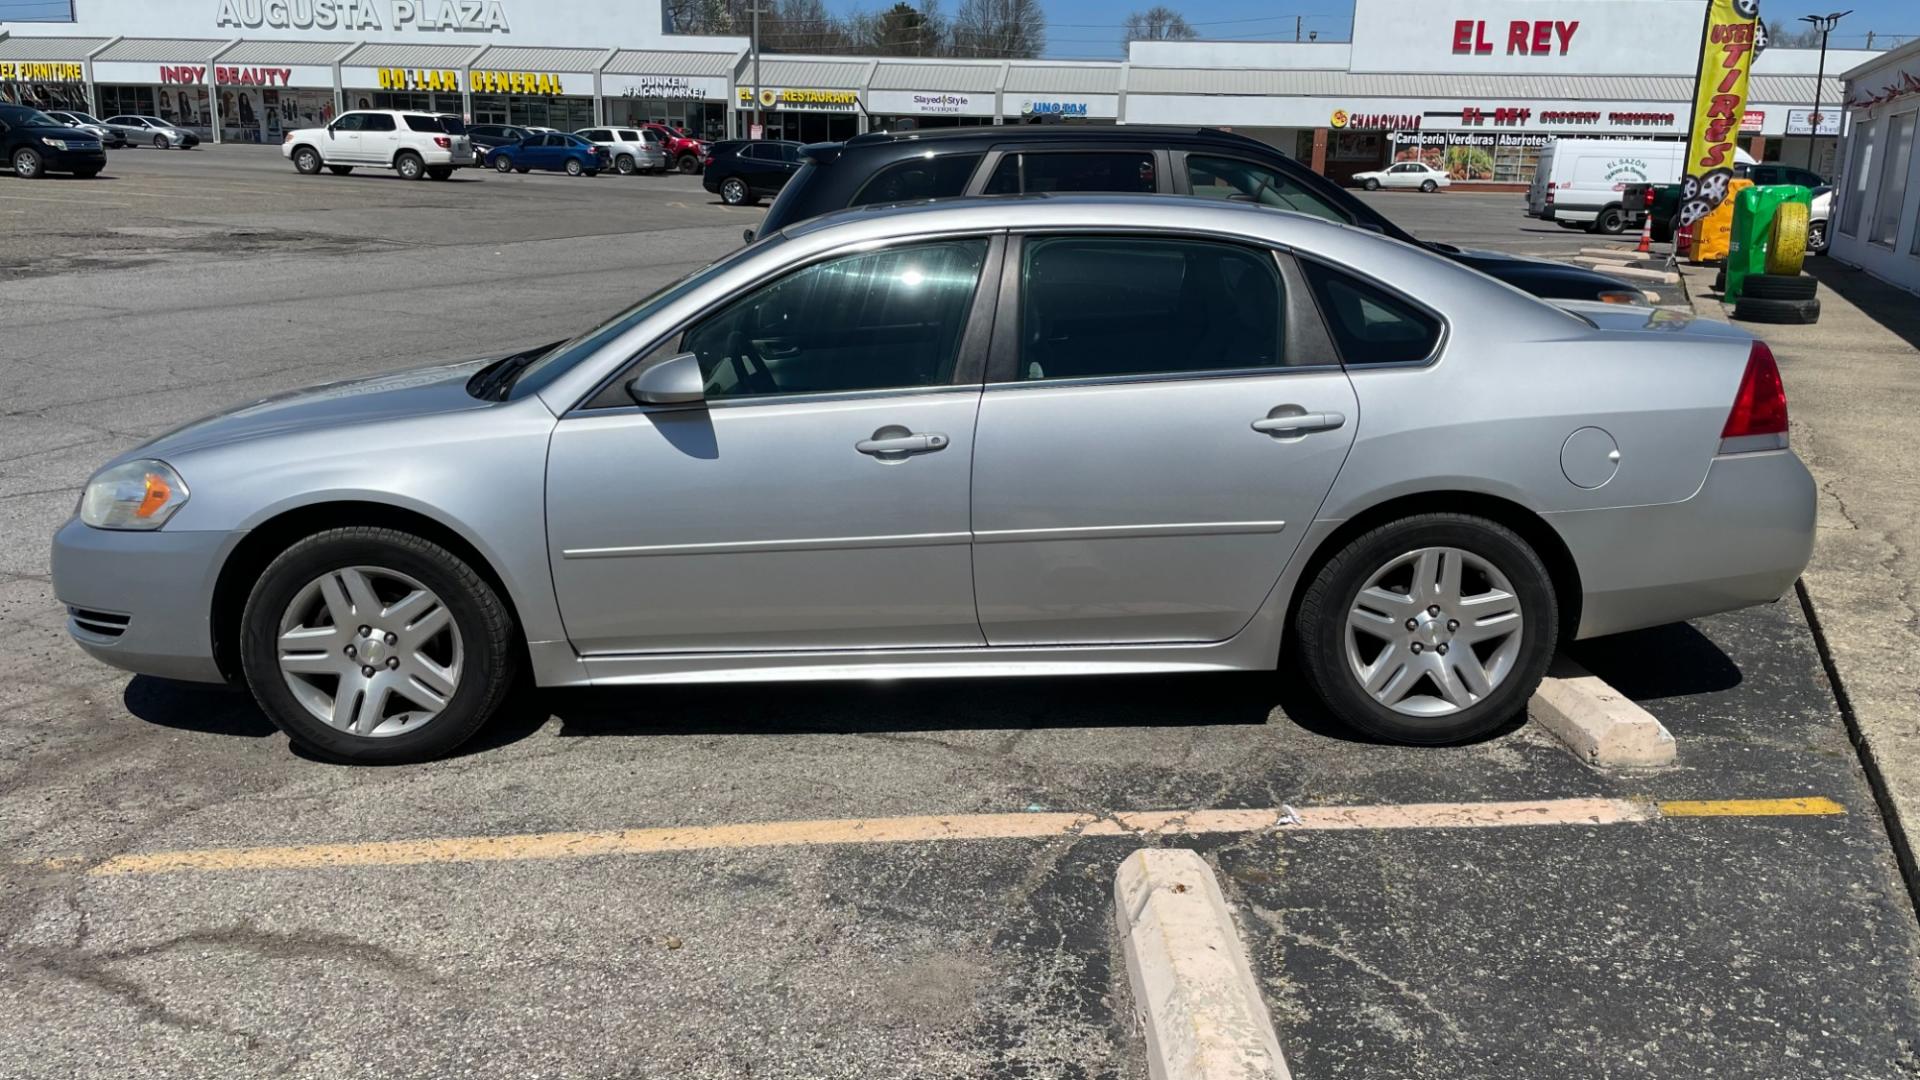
[574,127,668,175]
[282,110,475,180]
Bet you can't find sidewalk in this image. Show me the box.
[1683,257,1920,896]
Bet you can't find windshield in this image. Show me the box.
[509,236,786,399]
[4,107,60,128]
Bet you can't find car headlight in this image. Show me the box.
[80,460,189,530]
[40,137,70,150]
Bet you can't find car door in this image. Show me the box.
[544,234,1002,654]
[327,112,367,162]
[358,112,397,164]
[969,233,1359,646]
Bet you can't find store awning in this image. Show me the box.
[870,61,1002,93]
[1749,75,1843,104]
[96,38,228,64]
[605,50,739,78]
[1004,64,1121,95]
[217,40,355,66]
[749,59,869,89]
[0,36,111,61]
[339,43,483,70]
[471,46,611,73]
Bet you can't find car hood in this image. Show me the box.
[129,358,503,462]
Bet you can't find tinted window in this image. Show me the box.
[438,115,466,134]
[617,130,642,141]
[361,114,396,132]
[984,153,1020,194]
[1024,151,1156,194]
[778,144,802,163]
[332,113,367,132]
[1302,262,1442,366]
[403,114,441,132]
[1186,155,1351,224]
[851,153,983,207]
[1019,237,1285,381]
[682,239,988,400]
[582,129,611,141]
[744,143,775,161]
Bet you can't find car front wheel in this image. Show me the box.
[240,528,519,765]
[678,154,700,174]
[294,147,322,175]
[494,155,513,172]
[12,147,44,178]
[1294,513,1557,745]
[1808,219,1828,254]
[1362,178,1380,191]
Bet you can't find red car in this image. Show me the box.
[643,122,707,174]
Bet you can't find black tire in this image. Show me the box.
[720,176,751,205]
[1651,217,1674,244]
[1742,273,1818,301]
[1420,179,1438,192]
[1294,513,1558,745]
[395,151,426,181]
[1732,296,1820,325]
[327,164,353,175]
[11,147,43,179]
[427,165,453,181]
[1362,178,1380,191]
[153,134,169,149]
[239,527,519,765]
[1591,206,1627,234]
[293,146,322,175]
[516,166,530,174]
[616,154,635,175]
[677,153,700,174]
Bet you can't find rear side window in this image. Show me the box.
[362,113,396,132]
[403,114,441,132]
[1186,155,1350,224]
[438,115,466,134]
[1018,236,1285,381]
[850,153,982,207]
[985,151,1156,195]
[1301,262,1442,366]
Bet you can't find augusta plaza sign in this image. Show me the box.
[215,0,511,33]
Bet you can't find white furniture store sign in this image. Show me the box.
[215,0,511,33]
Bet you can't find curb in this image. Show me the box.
[1530,661,1677,769]
[1115,849,1291,1080]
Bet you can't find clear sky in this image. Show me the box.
[831,0,1919,59]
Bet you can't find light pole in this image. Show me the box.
[1800,10,1850,174]
[750,2,765,141]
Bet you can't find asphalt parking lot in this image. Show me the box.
[3,147,1918,1079]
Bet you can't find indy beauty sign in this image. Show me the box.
[1677,0,1761,227]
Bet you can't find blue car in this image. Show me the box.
[486,132,603,177]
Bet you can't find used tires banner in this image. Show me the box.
[1678,0,1761,228]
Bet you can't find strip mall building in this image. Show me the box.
[0,0,1877,185]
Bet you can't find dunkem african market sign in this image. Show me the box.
[1676,0,1760,228]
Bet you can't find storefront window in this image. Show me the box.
[97,85,156,119]
[739,111,858,143]
[1840,117,1878,237]
[469,94,592,131]
[1869,112,1914,248]
[608,98,723,140]
[1,79,90,111]
[368,90,463,115]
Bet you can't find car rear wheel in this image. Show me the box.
[293,147,322,174]
[616,154,635,175]
[11,148,44,178]
[240,527,519,765]
[327,164,353,175]
[720,177,752,205]
[395,151,426,181]
[1592,206,1627,234]
[1295,513,1557,745]
[1808,219,1828,254]
[1420,179,1438,192]
[565,157,584,176]
[152,134,170,149]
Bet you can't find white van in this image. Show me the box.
[1526,138,1754,234]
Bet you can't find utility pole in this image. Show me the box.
[1295,16,1301,42]
[1864,30,1874,48]
[1800,10,1850,173]
[750,2,764,140]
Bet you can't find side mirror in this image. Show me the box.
[627,352,705,406]
[327,126,336,138]
[742,228,757,244]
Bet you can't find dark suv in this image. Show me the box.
[0,103,106,180]
[755,125,1646,304]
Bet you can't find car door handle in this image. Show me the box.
[856,432,950,456]
[1252,411,1346,435]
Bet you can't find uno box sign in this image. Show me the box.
[1011,96,1118,120]
[0,62,84,83]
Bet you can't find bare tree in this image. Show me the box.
[858,1,948,56]
[950,0,1046,58]
[1123,6,1197,46]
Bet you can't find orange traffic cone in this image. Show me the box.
[1635,210,1653,255]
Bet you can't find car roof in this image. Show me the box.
[835,123,1274,154]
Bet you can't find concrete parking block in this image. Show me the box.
[1570,256,1681,283]
[1531,660,1678,768]
[1115,848,1291,1080]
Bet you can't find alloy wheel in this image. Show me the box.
[1343,546,1524,717]
[13,149,40,177]
[275,566,463,738]
[722,178,745,204]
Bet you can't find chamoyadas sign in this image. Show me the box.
[215,0,511,33]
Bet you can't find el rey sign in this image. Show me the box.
[1451,18,1579,55]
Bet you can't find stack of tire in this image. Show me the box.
[1732,200,1818,325]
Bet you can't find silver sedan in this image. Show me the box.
[52,196,1815,763]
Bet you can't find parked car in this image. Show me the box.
[751,125,1649,304]
[644,121,707,173]
[703,139,802,205]
[1352,161,1451,192]
[1527,139,1757,234]
[284,110,474,180]
[0,103,106,179]
[102,115,199,149]
[574,127,667,175]
[50,195,1814,764]
[1741,163,1827,189]
[1627,170,1831,249]
[468,123,533,152]
[485,132,603,176]
[1809,187,1831,253]
[44,109,127,148]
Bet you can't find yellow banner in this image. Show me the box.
[1678,0,1760,227]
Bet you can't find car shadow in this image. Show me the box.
[1565,621,1742,700]
[1805,258,1920,352]
[122,675,277,738]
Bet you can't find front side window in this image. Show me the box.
[681,239,989,400]
[361,113,396,132]
[851,154,983,207]
[1017,236,1286,381]
[1186,155,1351,224]
[1301,262,1442,367]
[332,113,367,132]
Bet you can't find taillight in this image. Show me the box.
[1720,341,1789,451]
[1545,192,1554,206]
[1548,181,1558,190]
[1643,186,1656,206]
[434,136,451,149]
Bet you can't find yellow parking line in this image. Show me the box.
[35,796,1841,878]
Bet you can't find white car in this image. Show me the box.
[1353,161,1451,192]
[1809,188,1831,254]
[282,109,475,181]
[574,127,668,175]
[44,110,127,147]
